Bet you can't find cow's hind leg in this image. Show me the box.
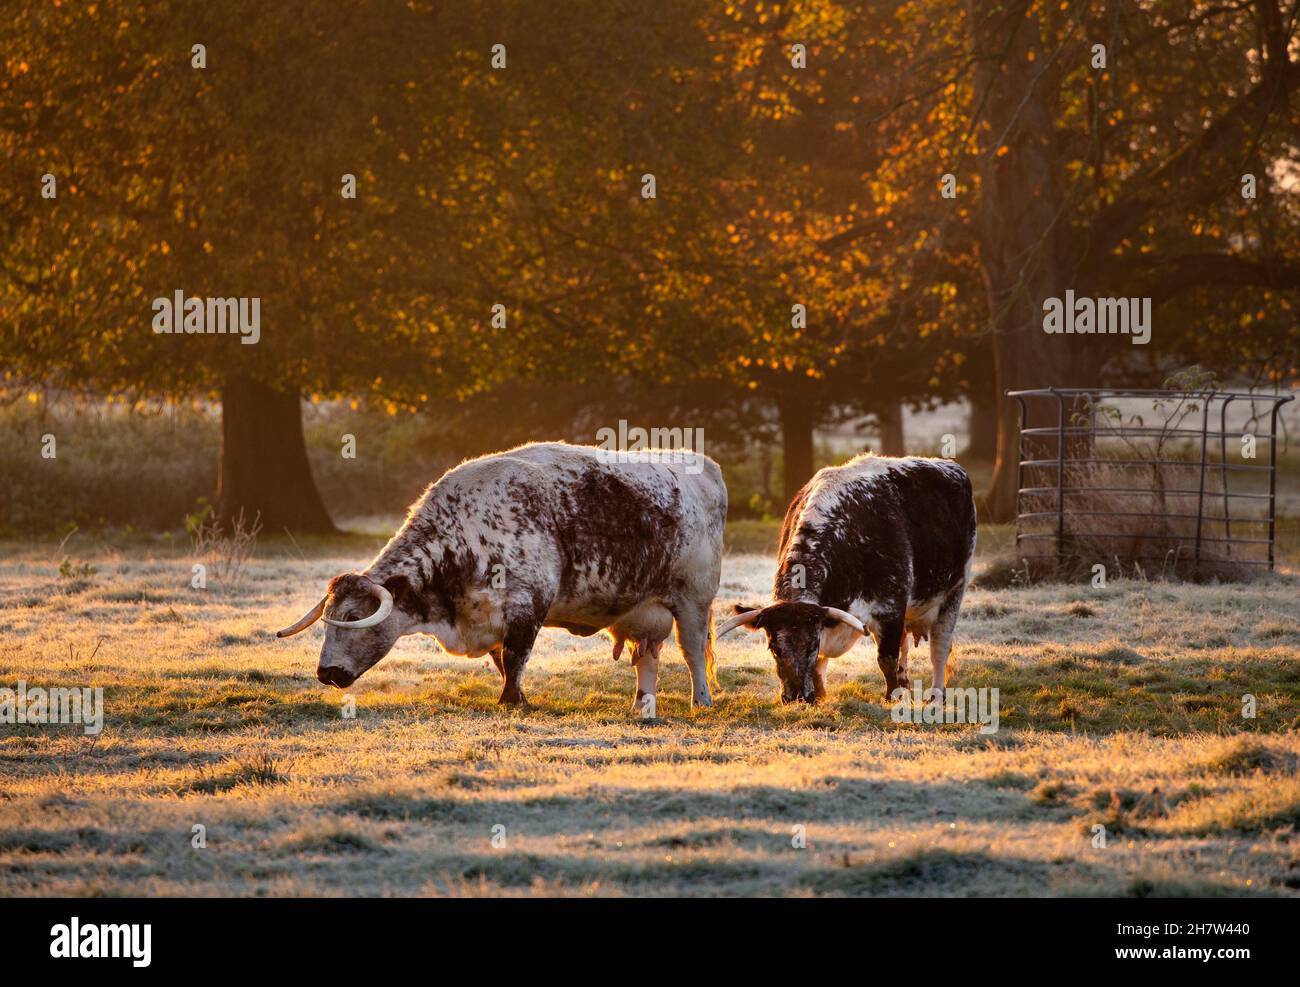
[672,601,715,709]
[498,620,540,706]
[928,588,964,701]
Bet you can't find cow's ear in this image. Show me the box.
[326,571,357,594]
[731,603,765,631]
[383,574,428,621]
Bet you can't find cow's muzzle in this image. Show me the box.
[317,665,356,688]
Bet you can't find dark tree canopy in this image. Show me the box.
[2,1,1295,526]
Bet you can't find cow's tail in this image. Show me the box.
[705,605,721,694]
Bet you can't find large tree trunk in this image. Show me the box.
[777,391,816,504]
[967,0,1102,522]
[878,401,905,456]
[216,375,335,534]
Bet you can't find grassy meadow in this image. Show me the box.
[2,520,1299,897]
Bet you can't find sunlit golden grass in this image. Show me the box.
[1,527,1298,896]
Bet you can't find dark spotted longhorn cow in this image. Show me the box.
[718,454,976,704]
[276,442,727,711]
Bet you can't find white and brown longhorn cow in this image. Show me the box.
[276,442,727,711]
[719,454,976,704]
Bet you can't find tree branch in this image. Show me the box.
[1081,57,1300,272]
[1094,251,1300,303]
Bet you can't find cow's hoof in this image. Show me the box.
[691,695,713,709]
[497,690,527,706]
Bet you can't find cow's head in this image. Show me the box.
[717,601,864,703]
[276,572,426,688]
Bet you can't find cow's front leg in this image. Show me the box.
[813,655,829,702]
[875,619,907,700]
[631,639,662,715]
[498,621,540,706]
[897,631,911,690]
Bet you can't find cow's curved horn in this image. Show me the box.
[324,582,394,629]
[716,608,763,638]
[823,607,865,634]
[276,596,328,638]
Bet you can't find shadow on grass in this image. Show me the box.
[329,778,1050,829]
[420,847,1260,897]
[30,642,1300,738]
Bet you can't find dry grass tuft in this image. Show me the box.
[1200,738,1296,778]
[181,750,289,794]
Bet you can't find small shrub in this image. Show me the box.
[57,557,96,581]
[190,506,262,588]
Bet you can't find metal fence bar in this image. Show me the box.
[1017,553,1273,566]
[1019,458,1271,472]
[1016,533,1272,545]
[1014,394,1028,559]
[1016,510,1273,523]
[1269,400,1283,570]
[1017,486,1273,499]
[1220,396,1235,556]
[1021,426,1278,440]
[1193,397,1211,564]
[1008,387,1281,400]
[1054,389,1065,566]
